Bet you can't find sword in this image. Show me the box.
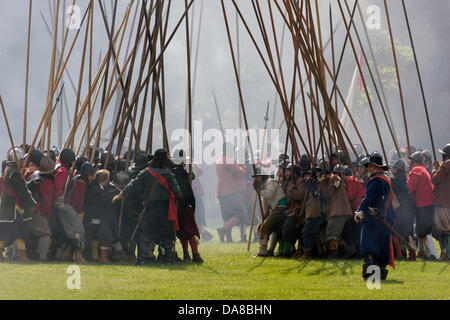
[369,207,415,252]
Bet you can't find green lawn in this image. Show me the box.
[0,239,449,300]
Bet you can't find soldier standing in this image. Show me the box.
[0,148,36,263]
[355,153,394,280]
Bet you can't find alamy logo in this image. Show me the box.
[366,265,381,290]
[66,265,81,290]
[66,5,81,30]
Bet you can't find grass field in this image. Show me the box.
[0,235,449,300]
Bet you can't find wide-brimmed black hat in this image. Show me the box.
[365,152,389,171]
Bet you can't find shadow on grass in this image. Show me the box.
[246,258,266,273]
[382,279,404,285]
[280,259,310,274]
[438,262,449,275]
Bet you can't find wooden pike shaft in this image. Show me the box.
[383,0,411,155]
[343,0,401,157]
[185,0,193,174]
[0,96,23,175]
[232,0,312,161]
[401,0,436,160]
[221,0,265,223]
[23,0,33,148]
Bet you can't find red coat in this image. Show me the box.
[216,156,246,198]
[54,164,70,200]
[345,176,365,211]
[67,179,87,214]
[35,178,55,217]
[407,165,434,208]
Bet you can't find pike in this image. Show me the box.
[23,0,33,148]
[401,0,436,161]
[383,0,411,155]
[0,96,24,177]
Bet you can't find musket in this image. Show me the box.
[369,207,415,252]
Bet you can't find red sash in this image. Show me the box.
[375,173,395,270]
[146,168,179,232]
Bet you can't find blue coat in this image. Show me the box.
[357,174,394,266]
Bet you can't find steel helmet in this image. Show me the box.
[316,159,331,173]
[7,147,25,163]
[408,151,424,165]
[391,159,406,172]
[438,143,450,157]
[422,150,432,163]
[39,157,56,175]
[114,171,130,188]
[172,149,187,166]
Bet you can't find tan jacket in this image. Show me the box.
[259,179,286,217]
[432,160,450,207]
[319,174,353,220]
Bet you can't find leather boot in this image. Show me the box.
[418,250,426,260]
[183,250,192,263]
[254,244,269,257]
[162,242,175,265]
[408,248,417,261]
[115,250,129,263]
[327,240,339,259]
[62,245,73,261]
[299,248,312,260]
[293,246,303,259]
[192,253,204,264]
[17,250,30,263]
[217,228,225,243]
[99,248,110,264]
[129,254,137,265]
[74,250,87,264]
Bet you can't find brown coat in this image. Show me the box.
[304,192,321,220]
[319,174,353,220]
[284,176,306,216]
[431,160,450,207]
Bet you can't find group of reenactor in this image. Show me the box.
[245,143,450,279]
[0,145,205,265]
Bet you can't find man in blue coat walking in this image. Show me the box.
[355,152,394,280]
